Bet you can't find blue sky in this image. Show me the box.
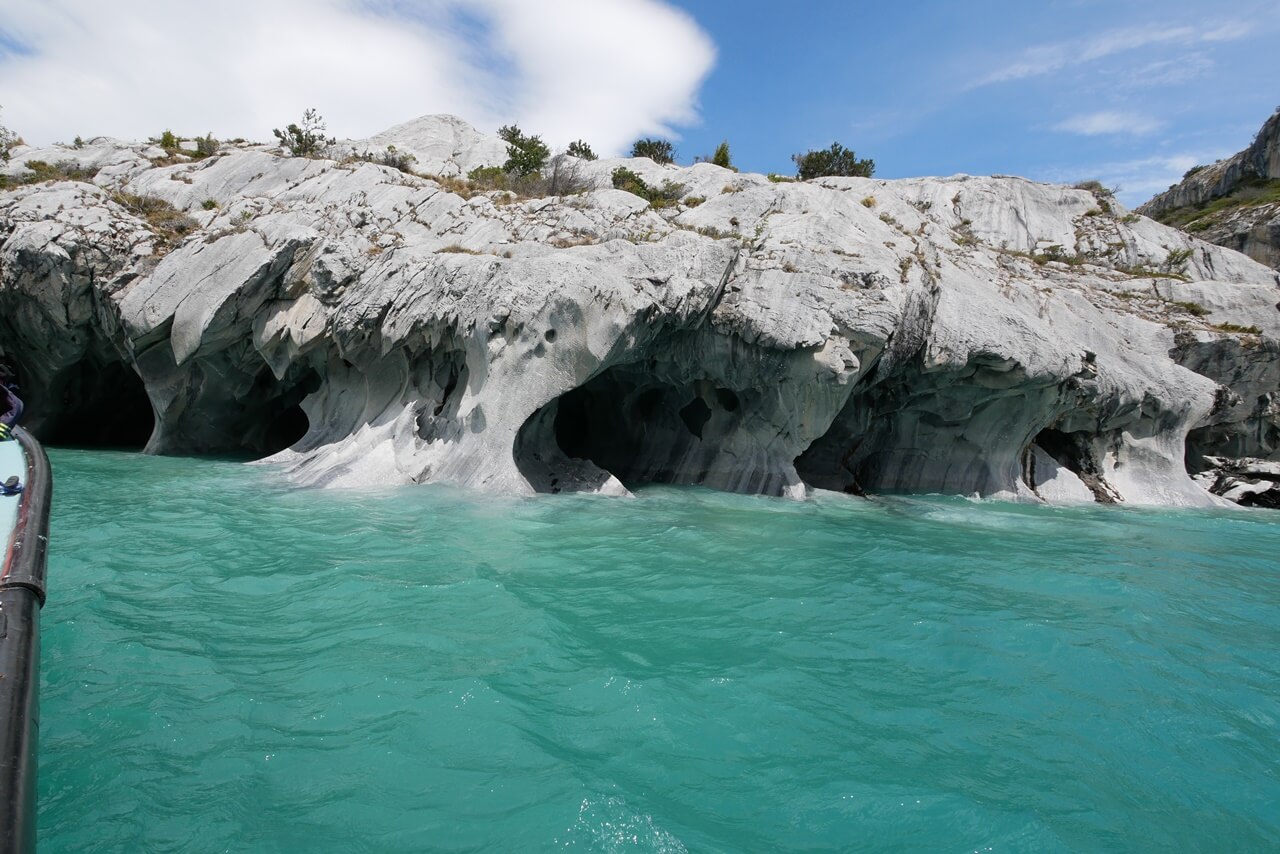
[668,0,1280,203]
[1,0,1277,205]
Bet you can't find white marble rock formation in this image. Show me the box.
[2,116,1279,507]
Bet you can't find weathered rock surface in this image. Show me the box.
[341,115,510,178]
[1139,108,1280,270]
[3,115,1280,507]
[1195,456,1280,508]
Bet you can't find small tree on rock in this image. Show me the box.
[195,133,219,158]
[711,140,733,169]
[792,142,874,180]
[273,109,335,158]
[566,140,597,161]
[0,107,16,162]
[631,138,675,164]
[499,124,550,176]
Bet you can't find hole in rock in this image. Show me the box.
[1031,428,1081,473]
[413,349,472,444]
[237,366,319,458]
[514,365,744,493]
[1026,427,1118,504]
[679,398,712,439]
[262,405,310,456]
[43,358,155,449]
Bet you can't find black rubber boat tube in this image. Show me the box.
[0,428,52,854]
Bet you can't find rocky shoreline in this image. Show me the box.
[2,116,1278,506]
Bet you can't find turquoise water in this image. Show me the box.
[37,449,1280,852]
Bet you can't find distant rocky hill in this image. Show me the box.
[1138,108,1280,269]
[2,116,1280,508]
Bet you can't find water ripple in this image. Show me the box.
[35,451,1280,851]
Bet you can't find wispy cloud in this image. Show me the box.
[973,21,1250,87]
[1052,111,1164,136]
[1039,150,1232,206]
[0,0,716,152]
[1124,54,1214,88]
[1201,21,1252,41]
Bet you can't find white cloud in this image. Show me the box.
[0,0,715,153]
[1039,150,1232,206]
[1052,111,1165,136]
[974,21,1250,86]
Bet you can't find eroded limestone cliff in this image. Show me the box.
[2,116,1278,506]
[1139,108,1280,270]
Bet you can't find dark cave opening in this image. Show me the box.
[261,404,310,457]
[42,358,156,449]
[1026,426,1116,504]
[547,371,678,481]
[1031,428,1082,474]
[238,366,319,459]
[514,365,745,493]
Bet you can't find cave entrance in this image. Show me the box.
[514,365,745,494]
[234,365,319,459]
[42,358,155,449]
[261,404,310,456]
[1024,427,1118,504]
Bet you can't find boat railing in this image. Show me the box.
[0,427,53,854]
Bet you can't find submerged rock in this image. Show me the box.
[2,115,1279,507]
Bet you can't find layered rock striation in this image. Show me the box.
[1139,108,1280,270]
[2,116,1279,506]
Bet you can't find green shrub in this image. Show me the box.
[0,106,18,162]
[498,124,550,176]
[467,165,510,191]
[766,173,796,183]
[630,138,675,164]
[1170,300,1210,317]
[1212,322,1262,334]
[353,144,415,174]
[17,159,99,184]
[793,142,874,180]
[110,191,199,249]
[566,140,597,160]
[647,180,685,208]
[711,140,733,169]
[1164,247,1194,273]
[611,167,683,207]
[273,109,335,158]
[1183,165,1207,179]
[1072,180,1115,213]
[158,130,180,150]
[73,135,85,149]
[611,166,648,195]
[194,133,219,158]
[466,157,591,199]
[201,199,219,210]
